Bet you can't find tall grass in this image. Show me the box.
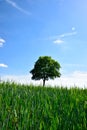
[0,82,87,130]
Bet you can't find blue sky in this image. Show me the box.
[0,0,87,87]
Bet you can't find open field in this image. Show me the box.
[0,82,87,130]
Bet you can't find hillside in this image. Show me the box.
[0,82,87,130]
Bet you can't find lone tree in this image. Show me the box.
[30,56,61,86]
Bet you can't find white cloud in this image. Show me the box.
[72,71,87,78]
[46,71,87,88]
[52,31,77,45]
[53,39,64,44]
[0,63,8,68]
[6,0,31,15]
[52,29,77,46]
[1,75,31,84]
[41,28,77,42]
[59,31,77,38]
[1,74,41,86]
[0,38,5,47]
[1,71,87,88]
[72,27,76,31]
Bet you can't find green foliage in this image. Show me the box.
[0,82,87,130]
[30,56,61,86]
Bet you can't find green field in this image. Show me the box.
[0,82,87,130]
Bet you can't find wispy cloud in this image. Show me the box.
[0,38,5,47]
[39,28,77,42]
[5,0,31,15]
[53,39,64,44]
[0,63,8,68]
[53,27,77,44]
[59,31,77,38]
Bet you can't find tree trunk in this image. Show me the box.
[43,78,45,86]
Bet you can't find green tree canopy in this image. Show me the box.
[30,56,61,86]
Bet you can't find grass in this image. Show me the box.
[0,82,87,130]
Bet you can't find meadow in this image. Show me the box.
[0,82,87,130]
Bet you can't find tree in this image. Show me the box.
[30,56,61,86]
